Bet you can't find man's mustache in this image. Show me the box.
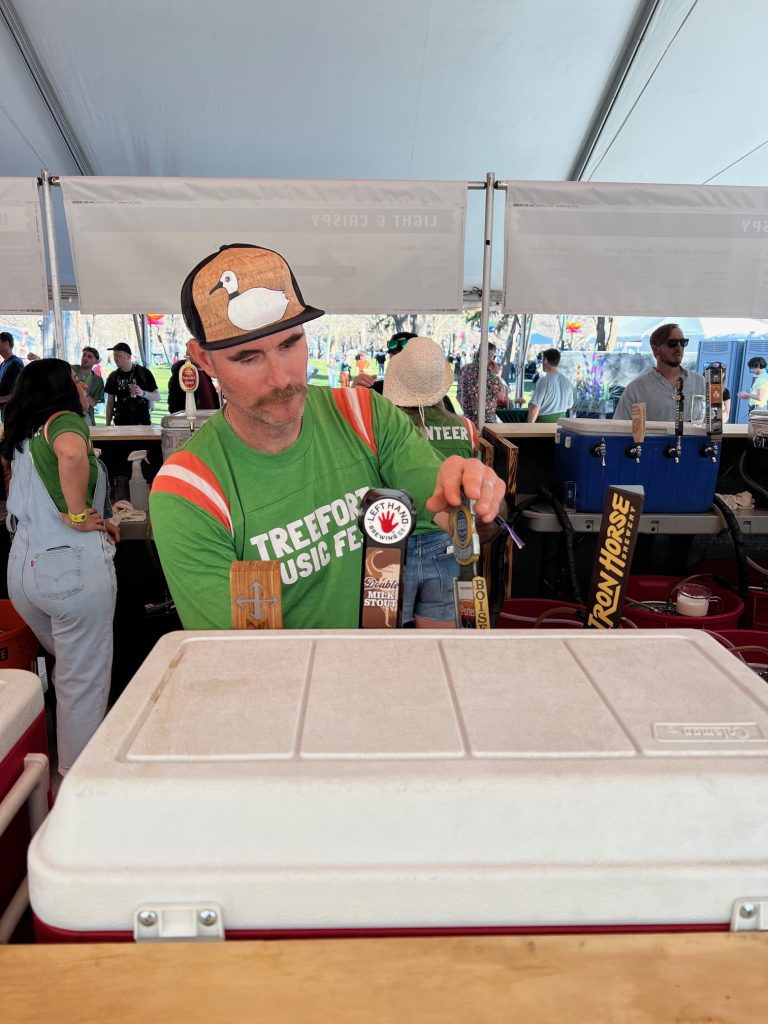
[254,383,309,409]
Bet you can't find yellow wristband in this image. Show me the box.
[67,510,88,524]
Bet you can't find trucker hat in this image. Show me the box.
[383,336,454,408]
[108,343,132,355]
[180,243,325,350]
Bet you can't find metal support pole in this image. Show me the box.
[476,171,496,434]
[40,170,64,357]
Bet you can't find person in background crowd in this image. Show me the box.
[375,348,386,379]
[613,323,706,422]
[738,355,768,411]
[0,332,25,420]
[383,336,484,628]
[353,332,417,395]
[73,346,105,425]
[2,359,118,780]
[150,243,504,630]
[339,355,351,388]
[457,342,507,425]
[325,349,339,388]
[104,343,160,425]
[527,348,574,423]
[355,352,369,377]
[167,342,221,414]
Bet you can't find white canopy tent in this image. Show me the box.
[1,0,767,300]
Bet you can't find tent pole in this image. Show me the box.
[40,169,64,358]
[476,171,496,434]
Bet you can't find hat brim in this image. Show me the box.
[196,305,325,351]
[383,358,454,409]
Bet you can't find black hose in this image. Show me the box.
[535,485,584,606]
[711,493,750,603]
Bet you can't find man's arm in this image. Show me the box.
[150,476,238,629]
[527,377,545,422]
[105,394,115,426]
[613,382,637,421]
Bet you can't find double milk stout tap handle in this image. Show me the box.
[358,489,417,628]
[625,403,646,463]
[664,377,684,463]
[701,363,723,463]
[179,359,199,433]
[450,490,491,629]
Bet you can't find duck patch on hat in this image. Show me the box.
[210,270,289,331]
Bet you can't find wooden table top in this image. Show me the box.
[3,932,767,1023]
[90,425,163,441]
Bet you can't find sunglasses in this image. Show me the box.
[662,338,689,348]
[387,339,408,353]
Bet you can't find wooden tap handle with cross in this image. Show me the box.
[230,561,283,629]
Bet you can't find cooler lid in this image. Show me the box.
[29,631,768,931]
[0,670,44,760]
[556,418,710,436]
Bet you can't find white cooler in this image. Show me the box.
[0,669,49,941]
[28,630,768,942]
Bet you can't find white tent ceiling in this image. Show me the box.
[1,0,767,299]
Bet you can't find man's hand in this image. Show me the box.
[426,455,504,523]
[352,373,377,389]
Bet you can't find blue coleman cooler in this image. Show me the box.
[553,419,721,514]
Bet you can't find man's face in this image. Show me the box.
[114,350,132,371]
[191,328,309,432]
[80,350,97,371]
[652,326,686,370]
[0,339,11,360]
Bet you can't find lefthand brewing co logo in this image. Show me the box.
[362,497,414,545]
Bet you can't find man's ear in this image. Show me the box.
[188,339,215,377]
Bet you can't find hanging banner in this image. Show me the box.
[0,178,48,314]
[503,181,768,316]
[60,177,467,315]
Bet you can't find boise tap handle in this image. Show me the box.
[358,488,416,628]
[450,490,491,629]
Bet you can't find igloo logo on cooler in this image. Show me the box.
[362,498,414,545]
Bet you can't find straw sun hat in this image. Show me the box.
[383,336,454,408]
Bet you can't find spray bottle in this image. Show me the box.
[127,450,150,511]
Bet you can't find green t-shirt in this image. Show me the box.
[150,387,444,630]
[402,405,479,461]
[29,412,97,513]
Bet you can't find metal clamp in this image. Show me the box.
[134,903,225,942]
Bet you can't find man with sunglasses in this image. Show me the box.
[614,323,706,422]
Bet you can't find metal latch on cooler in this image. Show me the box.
[134,903,225,942]
[731,898,768,932]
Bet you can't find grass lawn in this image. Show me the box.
[93,361,533,424]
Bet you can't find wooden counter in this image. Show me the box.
[90,425,163,442]
[3,933,767,1023]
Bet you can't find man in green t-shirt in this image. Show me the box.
[150,244,505,630]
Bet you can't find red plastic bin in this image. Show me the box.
[0,600,39,671]
[692,559,768,630]
[708,630,768,674]
[496,599,585,629]
[622,576,744,631]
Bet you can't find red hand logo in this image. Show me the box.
[377,510,398,534]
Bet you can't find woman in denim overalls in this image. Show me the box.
[3,359,117,777]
